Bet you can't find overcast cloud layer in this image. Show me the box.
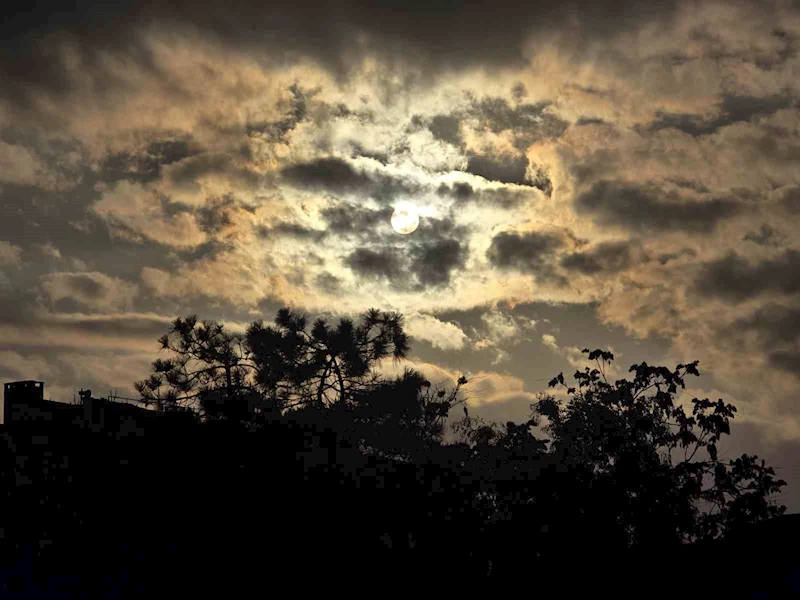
[3,0,800,508]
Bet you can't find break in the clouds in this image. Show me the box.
[4,0,800,507]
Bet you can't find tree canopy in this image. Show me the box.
[127,308,789,580]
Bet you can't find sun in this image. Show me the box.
[391,204,420,234]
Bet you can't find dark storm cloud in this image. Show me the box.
[769,351,800,378]
[472,98,551,132]
[465,154,529,186]
[692,249,800,303]
[428,115,463,146]
[321,203,394,236]
[258,222,328,242]
[315,272,342,294]
[574,180,745,234]
[99,139,193,184]
[665,178,711,194]
[347,143,389,166]
[174,240,233,264]
[511,82,527,102]
[412,213,468,242]
[576,117,605,126]
[436,182,531,208]
[657,247,697,265]
[0,0,688,108]
[166,153,262,189]
[720,93,794,124]
[437,182,475,202]
[196,195,237,234]
[345,248,405,281]
[560,240,649,275]
[732,303,800,348]
[60,273,104,297]
[428,95,569,161]
[410,239,467,288]
[646,93,794,137]
[281,157,417,202]
[777,185,800,214]
[343,213,468,289]
[486,229,580,286]
[246,83,314,143]
[528,165,553,197]
[281,157,374,193]
[646,112,720,137]
[469,97,569,149]
[743,223,782,247]
[753,28,797,71]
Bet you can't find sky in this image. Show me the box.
[2,0,800,509]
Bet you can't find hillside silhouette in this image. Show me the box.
[0,307,796,597]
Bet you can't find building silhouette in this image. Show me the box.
[3,380,196,437]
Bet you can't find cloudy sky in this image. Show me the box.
[2,0,800,508]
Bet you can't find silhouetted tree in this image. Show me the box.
[133,315,257,419]
[135,308,411,422]
[453,348,788,572]
[342,367,469,460]
[245,307,410,409]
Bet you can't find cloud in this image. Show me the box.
[91,181,208,248]
[777,185,800,214]
[0,0,688,98]
[436,181,532,208]
[409,238,467,288]
[465,154,530,186]
[486,228,585,285]
[541,332,623,380]
[428,114,463,146]
[345,237,467,290]
[140,249,272,306]
[743,223,783,247]
[246,83,314,143]
[467,96,569,150]
[99,138,193,184]
[345,248,405,281]
[280,157,418,203]
[379,357,539,407]
[470,309,539,361]
[657,248,697,265]
[0,140,50,187]
[258,221,328,242]
[574,180,746,234]
[321,203,394,238]
[0,241,23,267]
[280,156,375,193]
[473,309,538,349]
[481,311,519,345]
[692,249,800,304]
[38,272,139,313]
[731,302,800,348]
[646,93,794,137]
[768,350,800,379]
[404,312,470,351]
[560,240,650,275]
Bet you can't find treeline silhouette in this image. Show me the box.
[0,307,795,597]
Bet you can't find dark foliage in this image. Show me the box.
[1,309,794,597]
